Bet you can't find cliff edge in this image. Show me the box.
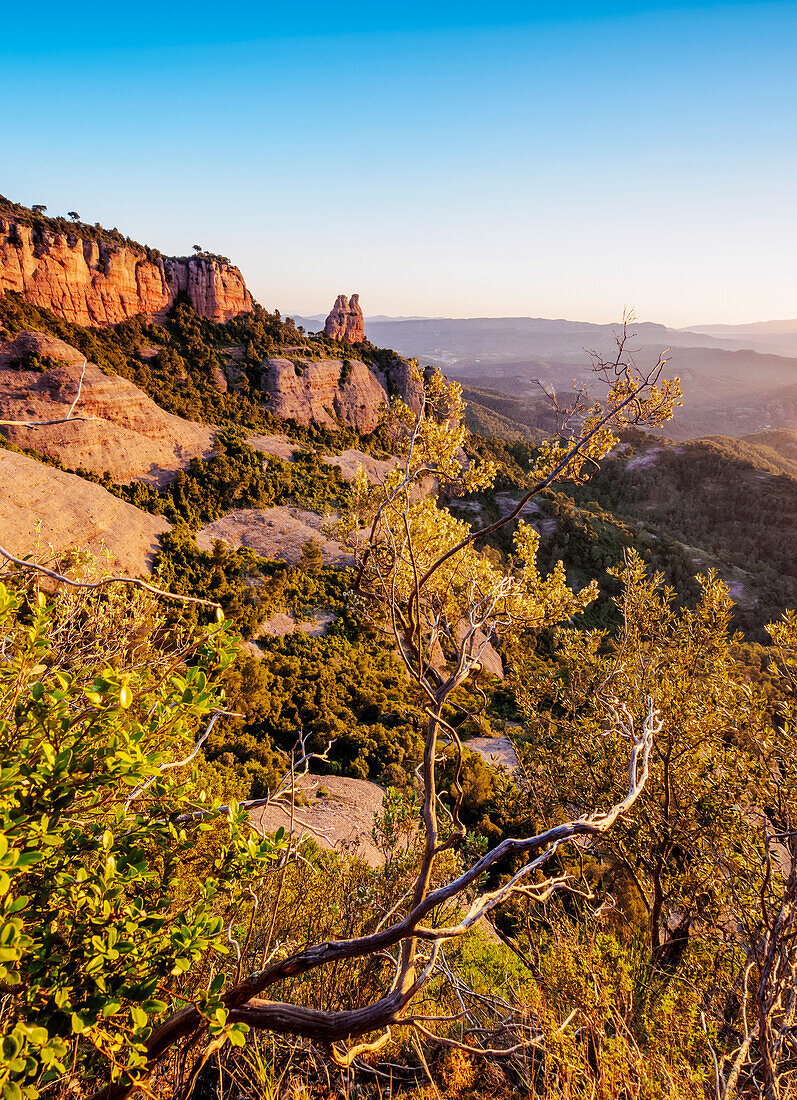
[0,201,253,326]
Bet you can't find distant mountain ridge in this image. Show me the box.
[686,319,797,358]
[340,314,797,440]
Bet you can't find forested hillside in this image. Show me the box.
[1,283,796,1100]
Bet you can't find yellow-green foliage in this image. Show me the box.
[0,582,285,1098]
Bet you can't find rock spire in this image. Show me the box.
[324,293,365,344]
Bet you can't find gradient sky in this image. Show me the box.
[2,1,796,326]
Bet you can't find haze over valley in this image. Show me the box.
[289,310,797,440]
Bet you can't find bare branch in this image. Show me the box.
[0,359,99,427]
[0,544,222,612]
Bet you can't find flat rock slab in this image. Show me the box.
[494,493,540,518]
[195,506,352,566]
[467,736,519,774]
[247,434,300,461]
[0,448,170,576]
[322,448,401,483]
[255,609,336,638]
[251,774,386,866]
[0,332,216,485]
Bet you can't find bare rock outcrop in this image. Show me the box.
[0,449,170,576]
[261,354,423,432]
[322,448,401,483]
[324,293,365,344]
[0,215,253,326]
[262,357,390,433]
[0,331,216,483]
[251,774,386,866]
[196,506,352,567]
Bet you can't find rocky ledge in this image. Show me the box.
[0,331,216,483]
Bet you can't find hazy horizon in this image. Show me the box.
[287,307,797,330]
[4,0,796,328]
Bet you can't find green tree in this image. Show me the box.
[299,539,324,574]
[516,552,767,969]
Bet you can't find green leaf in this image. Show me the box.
[15,852,41,869]
[2,1035,21,1060]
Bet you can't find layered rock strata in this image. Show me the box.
[262,356,387,432]
[324,293,365,344]
[0,331,216,483]
[0,216,253,326]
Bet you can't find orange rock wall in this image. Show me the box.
[0,216,253,326]
[262,355,424,432]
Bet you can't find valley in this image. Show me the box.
[342,313,797,440]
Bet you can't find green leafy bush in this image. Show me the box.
[0,582,285,1097]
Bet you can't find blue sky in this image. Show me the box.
[2,2,796,325]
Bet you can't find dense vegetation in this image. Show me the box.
[460,427,797,638]
[2,274,797,1098]
[561,433,797,636]
[0,193,165,262]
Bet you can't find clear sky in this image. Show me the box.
[2,1,795,326]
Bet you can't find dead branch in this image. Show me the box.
[0,543,222,612]
[0,358,99,426]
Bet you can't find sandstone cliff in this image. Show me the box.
[324,293,365,344]
[0,448,170,576]
[0,214,253,326]
[0,331,216,483]
[261,355,423,432]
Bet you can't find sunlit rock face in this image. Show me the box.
[261,356,388,432]
[261,352,423,432]
[0,330,216,484]
[0,216,253,326]
[324,293,365,344]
